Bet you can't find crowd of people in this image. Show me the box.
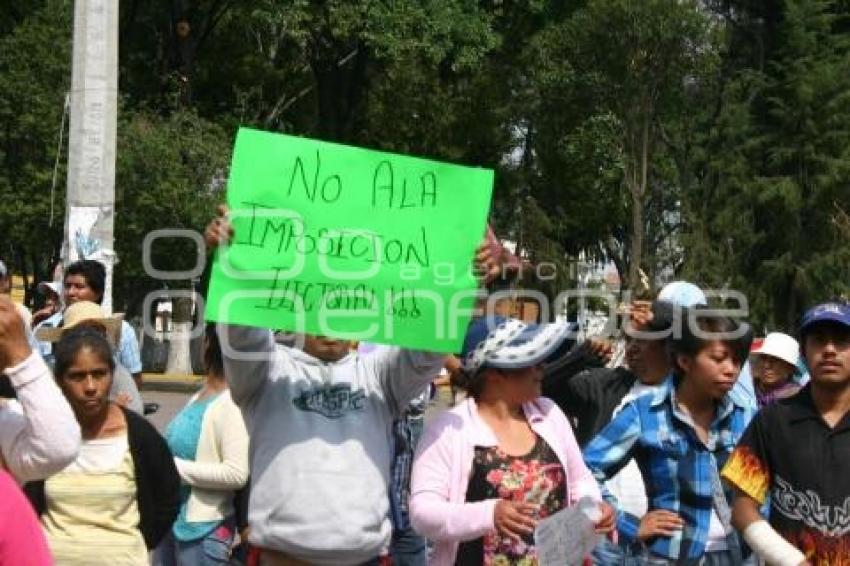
[0,206,848,566]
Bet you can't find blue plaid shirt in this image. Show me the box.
[583,377,755,561]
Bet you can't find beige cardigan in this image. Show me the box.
[173,389,249,522]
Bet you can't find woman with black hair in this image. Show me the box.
[410,316,614,565]
[583,309,755,565]
[26,327,180,565]
[152,323,249,566]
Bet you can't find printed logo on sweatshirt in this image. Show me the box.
[293,384,367,419]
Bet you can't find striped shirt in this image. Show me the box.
[42,436,147,565]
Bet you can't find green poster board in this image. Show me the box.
[205,128,494,352]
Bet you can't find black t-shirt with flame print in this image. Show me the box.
[722,385,850,565]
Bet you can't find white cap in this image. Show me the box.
[658,280,707,307]
[752,332,800,368]
[37,280,62,297]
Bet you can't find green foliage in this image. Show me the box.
[527,0,717,289]
[140,0,503,142]
[113,108,230,314]
[680,0,850,329]
[0,1,231,313]
[0,0,72,297]
[2,0,848,331]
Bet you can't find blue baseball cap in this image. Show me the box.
[461,316,576,374]
[800,302,850,335]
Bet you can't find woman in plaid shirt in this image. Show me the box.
[583,309,755,565]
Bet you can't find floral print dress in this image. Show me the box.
[455,434,567,566]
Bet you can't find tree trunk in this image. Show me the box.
[628,188,644,295]
[626,107,652,295]
[165,296,194,375]
[313,43,368,142]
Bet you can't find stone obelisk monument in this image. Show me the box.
[63,0,118,312]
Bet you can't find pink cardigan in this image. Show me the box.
[410,396,601,565]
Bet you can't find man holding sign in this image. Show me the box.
[204,130,497,565]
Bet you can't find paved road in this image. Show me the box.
[142,390,194,433]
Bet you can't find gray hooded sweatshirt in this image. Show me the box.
[219,324,444,565]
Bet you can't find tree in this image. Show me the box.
[0,1,46,36]
[0,0,72,303]
[113,108,230,317]
[118,0,505,145]
[680,0,850,329]
[119,0,237,109]
[528,0,718,291]
[8,0,846,334]
[0,2,234,319]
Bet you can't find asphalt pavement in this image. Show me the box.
[142,389,194,433]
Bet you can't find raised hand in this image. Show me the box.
[474,241,502,284]
[204,204,234,251]
[0,296,32,370]
[583,337,614,365]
